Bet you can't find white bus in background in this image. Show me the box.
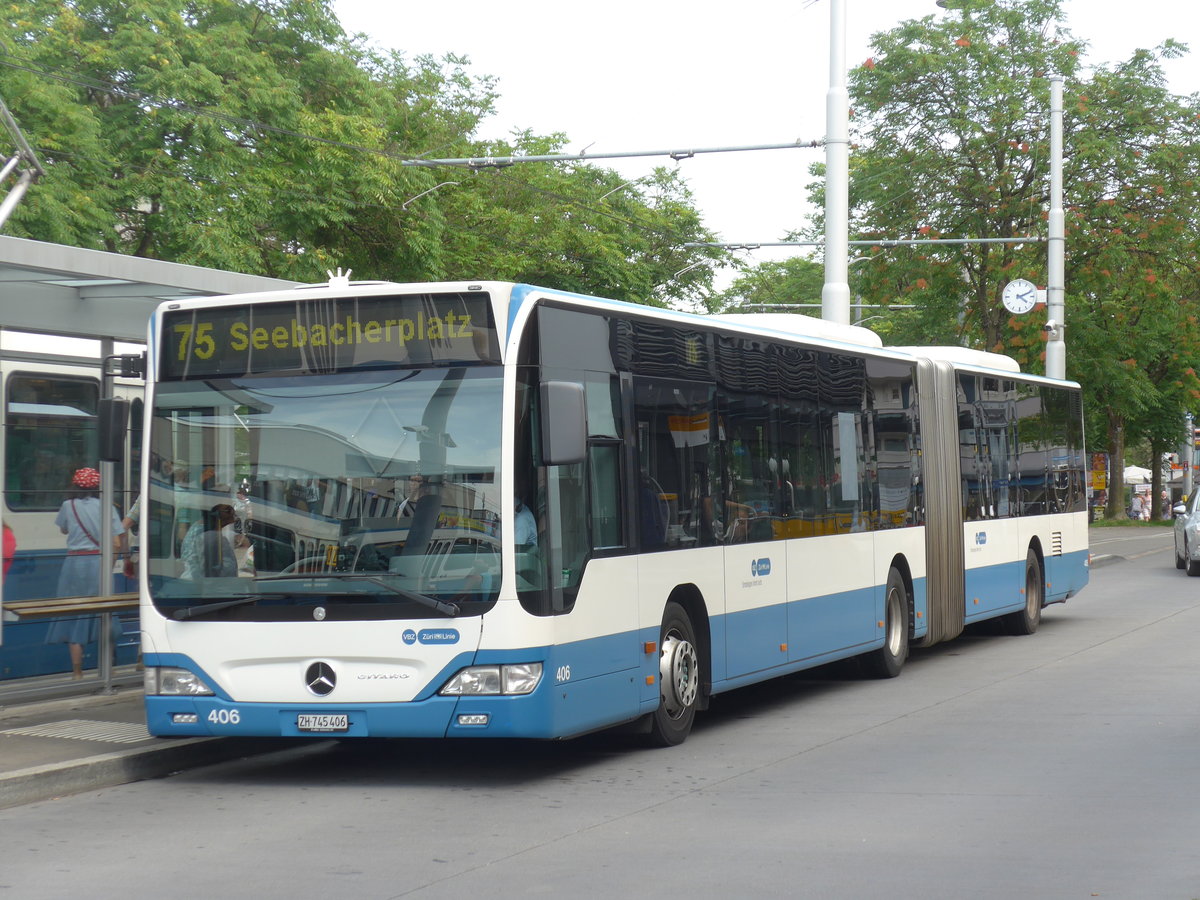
[137,279,1088,746]
[0,332,143,679]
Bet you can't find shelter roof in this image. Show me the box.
[0,235,296,343]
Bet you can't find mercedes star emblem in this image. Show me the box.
[305,661,336,696]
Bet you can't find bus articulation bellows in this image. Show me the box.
[137,279,1088,746]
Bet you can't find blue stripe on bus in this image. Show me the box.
[963,556,1027,622]
[1046,548,1089,603]
[963,548,1089,623]
[143,553,1087,740]
[144,642,648,740]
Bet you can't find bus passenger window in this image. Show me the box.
[590,444,622,549]
[632,378,718,550]
[5,374,99,511]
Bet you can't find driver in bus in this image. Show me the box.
[514,496,537,548]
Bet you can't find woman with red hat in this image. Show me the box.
[45,467,125,679]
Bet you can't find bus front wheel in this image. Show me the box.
[862,567,909,678]
[647,602,700,747]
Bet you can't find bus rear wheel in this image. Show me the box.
[862,567,909,678]
[1003,548,1043,635]
[647,602,700,747]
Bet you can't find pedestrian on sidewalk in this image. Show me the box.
[45,468,124,679]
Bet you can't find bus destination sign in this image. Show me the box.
[160,292,500,379]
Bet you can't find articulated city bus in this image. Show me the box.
[139,279,1088,745]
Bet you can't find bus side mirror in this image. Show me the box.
[540,381,587,466]
[98,397,129,462]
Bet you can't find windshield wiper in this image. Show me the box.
[170,591,303,620]
[172,595,265,621]
[252,573,460,617]
[325,575,460,617]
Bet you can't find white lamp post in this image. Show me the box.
[1045,75,1066,380]
[821,0,851,325]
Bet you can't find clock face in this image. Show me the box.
[1002,279,1038,314]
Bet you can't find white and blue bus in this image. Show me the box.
[139,279,1088,745]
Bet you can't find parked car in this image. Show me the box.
[1173,494,1200,574]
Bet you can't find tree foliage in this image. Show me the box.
[0,0,726,299]
[709,255,825,314]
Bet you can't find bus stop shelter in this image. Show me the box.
[0,234,296,699]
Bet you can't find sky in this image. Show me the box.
[332,0,1200,289]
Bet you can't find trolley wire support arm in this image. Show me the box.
[0,94,44,231]
[399,140,823,171]
[684,237,1047,250]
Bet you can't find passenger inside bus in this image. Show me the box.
[180,504,239,579]
[396,475,426,517]
[639,472,669,550]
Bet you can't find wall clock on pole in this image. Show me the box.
[1001,278,1039,314]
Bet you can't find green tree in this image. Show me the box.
[708,255,825,314]
[0,0,726,295]
[839,0,1089,354]
[1,0,484,277]
[422,133,725,306]
[1051,53,1200,516]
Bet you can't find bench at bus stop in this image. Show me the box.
[6,592,139,691]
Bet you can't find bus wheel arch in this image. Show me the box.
[862,562,911,678]
[889,554,915,643]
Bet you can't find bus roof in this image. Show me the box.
[890,345,1021,373]
[709,313,884,348]
[157,278,1062,382]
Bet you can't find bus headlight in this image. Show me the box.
[144,666,215,696]
[440,663,543,696]
[501,663,543,695]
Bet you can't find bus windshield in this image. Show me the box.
[146,366,504,620]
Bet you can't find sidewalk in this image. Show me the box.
[0,678,293,810]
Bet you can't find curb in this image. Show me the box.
[0,736,305,810]
[0,687,139,723]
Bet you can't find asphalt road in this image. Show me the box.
[2,524,1197,900]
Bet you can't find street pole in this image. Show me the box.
[822,0,850,325]
[1186,413,1195,500]
[1045,75,1066,379]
